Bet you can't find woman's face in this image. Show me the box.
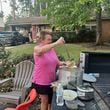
[41,34,52,44]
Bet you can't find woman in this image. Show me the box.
[32,30,67,110]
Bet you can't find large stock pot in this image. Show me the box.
[77,85,94,101]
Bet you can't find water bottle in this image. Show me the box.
[76,68,83,87]
[56,83,64,106]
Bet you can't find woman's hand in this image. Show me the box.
[65,60,74,67]
[59,60,74,67]
[56,37,65,45]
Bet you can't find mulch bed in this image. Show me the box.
[0,99,40,110]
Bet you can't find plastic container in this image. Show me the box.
[56,83,64,106]
[58,67,72,86]
[58,66,78,86]
[65,100,78,110]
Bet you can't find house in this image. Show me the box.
[9,16,51,40]
[86,11,110,42]
[0,18,4,31]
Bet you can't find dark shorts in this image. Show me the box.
[31,83,53,104]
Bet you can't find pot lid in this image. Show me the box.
[77,85,94,92]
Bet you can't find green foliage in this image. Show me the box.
[41,0,94,28]
[12,54,33,65]
[104,0,110,16]
[18,0,31,16]
[0,44,34,79]
[78,28,96,42]
[0,43,14,79]
[41,0,110,44]
[31,2,40,16]
[52,31,78,43]
[52,31,96,43]
[17,0,47,16]
[41,0,107,29]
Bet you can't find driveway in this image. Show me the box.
[5,47,14,49]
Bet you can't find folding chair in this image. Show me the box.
[0,60,34,104]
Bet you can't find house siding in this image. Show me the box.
[0,18,4,31]
[0,27,4,31]
[102,21,110,42]
[87,19,110,42]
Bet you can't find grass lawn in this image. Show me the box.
[7,43,110,61]
[7,43,35,59]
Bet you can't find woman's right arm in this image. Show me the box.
[34,37,65,55]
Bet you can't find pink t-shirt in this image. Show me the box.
[32,47,58,85]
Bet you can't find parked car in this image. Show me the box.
[0,31,29,46]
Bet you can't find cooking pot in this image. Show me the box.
[77,85,94,101]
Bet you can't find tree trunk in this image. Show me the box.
[95,4,102,45]
[29,0,31,17]
[10,0,16,19]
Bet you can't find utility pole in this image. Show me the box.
[0,0,3,12]
[39,2,41,16]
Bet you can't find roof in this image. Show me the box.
[90,17,110,21]
[9,16,50,26]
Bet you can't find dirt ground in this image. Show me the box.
[80,42,110,50]
[0,101,40,110]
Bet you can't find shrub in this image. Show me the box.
[0,43,33,79]
[52,30,96,43]
[52,31,78,43]
[0,43,14,79]
[78,28,96,42]
[12,54,34,65]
